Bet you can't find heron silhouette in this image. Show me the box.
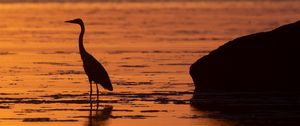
[65,18,113,101]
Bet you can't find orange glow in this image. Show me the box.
[0,1,300,126]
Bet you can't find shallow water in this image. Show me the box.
[0,1,300,126]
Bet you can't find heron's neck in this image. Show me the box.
[79,23,86,54]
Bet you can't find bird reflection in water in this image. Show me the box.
[87,102,113,126]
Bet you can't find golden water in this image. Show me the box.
[0,1,300,126]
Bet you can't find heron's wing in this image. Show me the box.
[83,53,113,91]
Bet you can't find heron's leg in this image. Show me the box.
[89,101,93,126]
[96,84,99,101]
[89,80,92,103]
[96,99,99,110]
[89,101,93,116]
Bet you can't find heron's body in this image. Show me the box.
[66,18,113,101]
[82,52,112,90]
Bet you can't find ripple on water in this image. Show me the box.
[140,110,168,113]
[0,52,16,55]
[158,63,190,66]
[110,115,156,119]
[32,62,74,66]
[23,118,78,122]
[108,50,211,54]
[39,70,84,75]
[119,65,149,68]
[0,106,10,109]
[40,51,77,54]
[115,81,152,86]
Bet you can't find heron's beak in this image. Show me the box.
[65,20,76,23]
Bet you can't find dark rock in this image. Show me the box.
[190,21,300,104]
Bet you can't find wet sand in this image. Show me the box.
[0,1,300,126]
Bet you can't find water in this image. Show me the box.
[0,1,300,126]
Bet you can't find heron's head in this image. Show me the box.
[65,18,83,25]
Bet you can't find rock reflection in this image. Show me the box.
[191,104,300,126]
[87,102,113,126]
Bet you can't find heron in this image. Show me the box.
[65,18,113,101]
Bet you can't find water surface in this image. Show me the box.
[0,1,300,126]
